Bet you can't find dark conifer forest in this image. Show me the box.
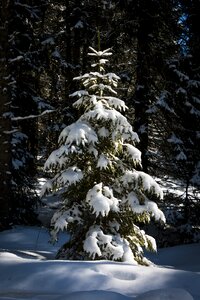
[0,0,199,250]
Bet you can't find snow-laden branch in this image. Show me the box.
[11,109,55,121]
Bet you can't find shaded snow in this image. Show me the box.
[0,226,199,300]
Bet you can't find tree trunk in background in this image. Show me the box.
[133,3,151,172]
[0,0,12,229]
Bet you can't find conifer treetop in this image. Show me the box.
[88,47,113,57]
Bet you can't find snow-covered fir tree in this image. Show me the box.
[41,47,165,265]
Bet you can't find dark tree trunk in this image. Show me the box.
[0,0,12,229]
[133,5,152,172]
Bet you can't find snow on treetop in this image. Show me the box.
[59,121,98,146]
[88,47,113,57]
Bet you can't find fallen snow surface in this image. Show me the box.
[0,226,199,300]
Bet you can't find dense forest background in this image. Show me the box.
[0,0,199,247]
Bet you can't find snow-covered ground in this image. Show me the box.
[0,226,199,300]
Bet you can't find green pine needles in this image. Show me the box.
[41,47,165,265]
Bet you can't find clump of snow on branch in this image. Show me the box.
[83,225,137,263]
[57,167,83,186]
[126,192,165,223]
[43,145,69,170]
[97,154,111,170]
[86,183,119,217]
[59,121,98,146]
[123,143,142,164]
[40,167,83,198]
[51,205,82,242]
[120,170,163,199]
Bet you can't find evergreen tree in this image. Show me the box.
[153,1,200,227]
[42,47,165,264]
[9,1,50,224]
[0,0,49,226]
[132,0,181,172]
